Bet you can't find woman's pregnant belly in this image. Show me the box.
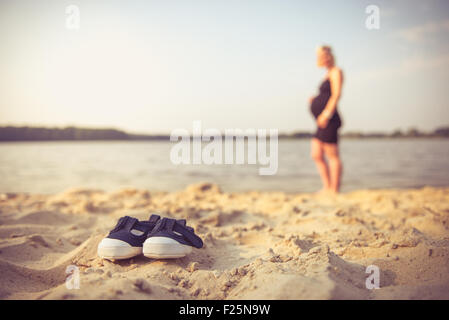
[310,94,329,119]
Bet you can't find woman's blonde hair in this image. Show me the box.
[316,45,335,66]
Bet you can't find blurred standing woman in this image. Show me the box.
[309,46,344,194]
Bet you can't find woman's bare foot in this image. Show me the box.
[315,188,332,195]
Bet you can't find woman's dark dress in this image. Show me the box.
[310,79,342,144]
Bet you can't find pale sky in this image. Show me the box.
[1,0,448,134]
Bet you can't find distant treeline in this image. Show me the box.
[338,127,449,139]
[0,126,164,141]
[0,126,448,141]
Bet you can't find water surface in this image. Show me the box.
[0,139,448,193]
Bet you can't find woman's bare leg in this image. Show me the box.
[323,143,342,193]
[311,138,331,191]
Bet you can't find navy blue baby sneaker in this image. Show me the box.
[97,214,160,260]
[143,217,203,259]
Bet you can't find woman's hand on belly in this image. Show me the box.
[317,113,329,128]
[309,95,315,104]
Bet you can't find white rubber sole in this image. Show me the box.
[143,237,192,259]
[97,238,142,260]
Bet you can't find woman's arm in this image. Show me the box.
[317,68,344,128]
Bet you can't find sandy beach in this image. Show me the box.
[0,182,448,300]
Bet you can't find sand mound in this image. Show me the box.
[1,183,448,299]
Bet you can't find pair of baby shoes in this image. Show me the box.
[97,214,203,260]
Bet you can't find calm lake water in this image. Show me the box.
[0,139,448,194]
